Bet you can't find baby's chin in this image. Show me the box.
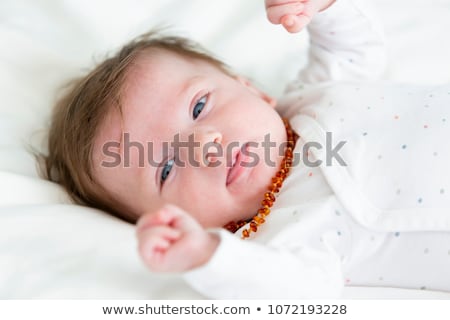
[197,192,260,228]
[231,176,275,223]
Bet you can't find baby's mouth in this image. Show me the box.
[226,143,249,186]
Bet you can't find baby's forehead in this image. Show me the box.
[125,48,225,85]
[120,51,195,103]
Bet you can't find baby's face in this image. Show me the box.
[92,49,287,227]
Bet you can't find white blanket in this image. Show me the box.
[1,0,450,299]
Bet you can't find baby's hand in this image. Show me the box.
[136,204,219,273]
[265,0,335,33]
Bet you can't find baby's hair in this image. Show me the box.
[43,30,231,223]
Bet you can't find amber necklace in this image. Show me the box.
[223,118,298,239]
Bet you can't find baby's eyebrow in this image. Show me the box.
[179,75,207,101]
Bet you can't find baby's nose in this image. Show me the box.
[193,129,223,167]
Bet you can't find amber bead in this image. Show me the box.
[236,220,247,229]
[270,184,280,193]
[253,215,265,225]
[272,177,281,184]
[262,198,273,207]
[223,221,236,233]
[258,207,270,215]
[264,192,275,202]
[249,221,258,232]
[272,178,283,188]
[242,229,250,238]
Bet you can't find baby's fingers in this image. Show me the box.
[136,204,181,233]
[266,1,305,25]
[137,225,181,269]
[281,13,311,33]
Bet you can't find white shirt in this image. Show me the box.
[183,0,450,299]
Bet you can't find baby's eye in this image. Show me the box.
[192,95,207,120]
[160,159,174,185]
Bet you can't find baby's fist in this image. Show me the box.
[136,204,219,273]
[265,0,335,33]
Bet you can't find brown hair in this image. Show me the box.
[44,30,231,223]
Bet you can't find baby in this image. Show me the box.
[45,0,450,298]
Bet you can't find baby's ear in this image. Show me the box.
[236,76,277,107]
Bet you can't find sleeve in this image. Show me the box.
[288,0,386,88]
[182,228,344,299]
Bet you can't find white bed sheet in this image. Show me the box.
[1,0,450,299]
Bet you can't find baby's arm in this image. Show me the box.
[184,227,343,299]
[268,0,386,84]
[137,205,343,299]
